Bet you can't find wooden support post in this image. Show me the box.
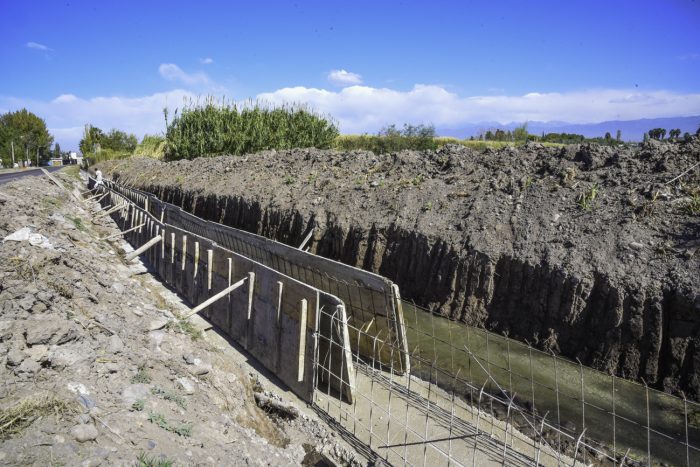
[101,223,145,241]
[298,228,314,250]
[161,229,166,258]
[181,277,248,320]
[247,272,255,320]
[86,192,103,202]
[181,235,187,271]
[94,204,121,219]
[170,233,175,263]
[297,298,308,382]
[124,235,162,262]
[274,281,284,371]
[193,241,200,278]
[207,249,213,290]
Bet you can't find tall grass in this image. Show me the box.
[164,97,338,160]
[335,135,564,154]
[133,135,167,159]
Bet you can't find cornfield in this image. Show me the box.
[164,97,339,160]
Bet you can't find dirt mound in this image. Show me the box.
[0,173,357,466]
[99,138,700,399]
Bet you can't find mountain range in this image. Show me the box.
[438,115,700,142]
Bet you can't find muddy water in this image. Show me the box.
[401,302,700,466]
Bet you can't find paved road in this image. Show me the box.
[0,166,63,185]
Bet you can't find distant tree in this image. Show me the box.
[604,132,612,140]
[648,128,667,140]
[616,129,621,142]
[512,122,529,142]
[54,143,61,159]
[683,132,692,142]
[643,132,649,142]
[696,125,700,137]
[669,129,681,140]
[79,124,104,155]
[485,130,494,141]
[0,108,54,167]
[101,129,138,153]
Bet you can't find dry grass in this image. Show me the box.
[0,396,77,439]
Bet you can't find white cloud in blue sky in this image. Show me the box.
[158,63,210,86]
[199,57,214,65]
[26,41,52,51]
[3,84,699,150]
[327,69,363,87]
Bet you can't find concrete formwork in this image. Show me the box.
[95,184,355,403]
[104,179,410,375]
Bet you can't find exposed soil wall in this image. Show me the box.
[99,138,700,399]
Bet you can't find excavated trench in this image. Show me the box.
[99,140,700,402]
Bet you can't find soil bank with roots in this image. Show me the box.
[99,138,700,400]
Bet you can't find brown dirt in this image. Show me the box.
[98,138,700,400]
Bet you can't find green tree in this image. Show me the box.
[513,123,528,142]
[0,109,54,167]
[79,124,104,156]
[669,129,681,140]
[616,129,622,142]
[648,128,667,140]
[101,129,138,153]
[54,143,61,159]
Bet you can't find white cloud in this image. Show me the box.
[327,69,363,86]
[258,85,700,133]
[159,63,210,85]
[2,85,699,152]
[26,41,52,51]
[200,57,214,65]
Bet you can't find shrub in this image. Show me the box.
[134,134,167,159]
[164,97,339,160]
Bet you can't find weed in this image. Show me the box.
[131,400,145,412]
[68,216,87,232]
[175,175,184,184]
[151,386,187,409]
[411,174,425,186]
[421,201,433,212]
[131,365,152,384]
[577,184,599,210]
[0,396,76,439]
[685,194,700,215]
[284,175,296,185]
[62,165,81,180]
[167,318,202,340]
[524,176,533,190]
[136,452,174,467]
[148,412,192,437]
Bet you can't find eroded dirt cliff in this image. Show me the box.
[99,138,700,399]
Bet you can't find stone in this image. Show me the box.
[70,423,98,442]
[15,358,41,376]
[0,321,13,342]
[107,334,124,354]
[25,344,48,362]
[50,345,91,369]
[78,413,92,424]
[25,319,77,345]
[189,363,212,376]
[177,377,196,395]
[629,241,644,251]
[6,348,25,366]
[131,308,144,317]
[182,353,196,365]
[30,302,48,313]
[105,362,119,373]
[148,318,169,331]
[121,384,151,405]
[111,282,125,294]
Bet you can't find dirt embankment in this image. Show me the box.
[100,138,700,399]
[0,173,357,466]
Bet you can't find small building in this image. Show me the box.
[49,158,63,167]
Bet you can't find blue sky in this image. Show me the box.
[1,0,700,149]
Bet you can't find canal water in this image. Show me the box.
[401,301,700,466]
